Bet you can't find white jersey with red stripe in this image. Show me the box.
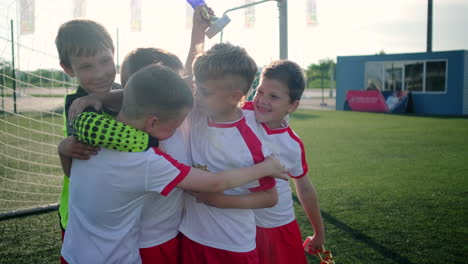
[243,102,309,228]
[179,108,275,252]
[139,121,192,248]
[62,147,190,264]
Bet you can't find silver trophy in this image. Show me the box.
[187,0,231,39]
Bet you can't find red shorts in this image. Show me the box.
[256,220,307,264]
[140,233,182,264]
[181,234,258,264]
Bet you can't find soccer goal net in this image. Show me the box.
[0,14,77,220]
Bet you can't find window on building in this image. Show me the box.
[385,62,403,91]
[365,62,384,91]
[365,60,447,93]
[404,63,423,92]
[425,61,446,92]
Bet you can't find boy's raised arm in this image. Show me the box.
[184,5,212,77]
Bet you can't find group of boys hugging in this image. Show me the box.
[56,5,325,264]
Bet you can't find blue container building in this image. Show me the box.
[336,50,468,116]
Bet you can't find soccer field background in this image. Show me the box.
[290,110,468,263]
[1,109,467,264]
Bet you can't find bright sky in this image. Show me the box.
[0,0,467,71]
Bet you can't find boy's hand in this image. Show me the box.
[58,136,100,160]
[263,155,288,180]
[193,4,213,33]
[303,234,325,254]
[68,94,103,123]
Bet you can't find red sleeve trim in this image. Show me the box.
[152,147,191,196]
[286,128,309,178]
[288,172,305,179]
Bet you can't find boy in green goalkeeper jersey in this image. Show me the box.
[55,19,121,237]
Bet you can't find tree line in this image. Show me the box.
[304,58,336,89]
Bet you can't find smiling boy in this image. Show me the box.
[54,19,121,239]
[191,60,326,264]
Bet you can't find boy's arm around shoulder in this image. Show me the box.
[177,156,287,193]
[67,90,124,123]
[189,186,278,209]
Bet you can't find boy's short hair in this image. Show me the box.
[120,48,184,87]
[121,64,193,121]
[261,60,305,102]
[55,19,114,67]
[193,43,257,95]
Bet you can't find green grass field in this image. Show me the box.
[1,109,467,264]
